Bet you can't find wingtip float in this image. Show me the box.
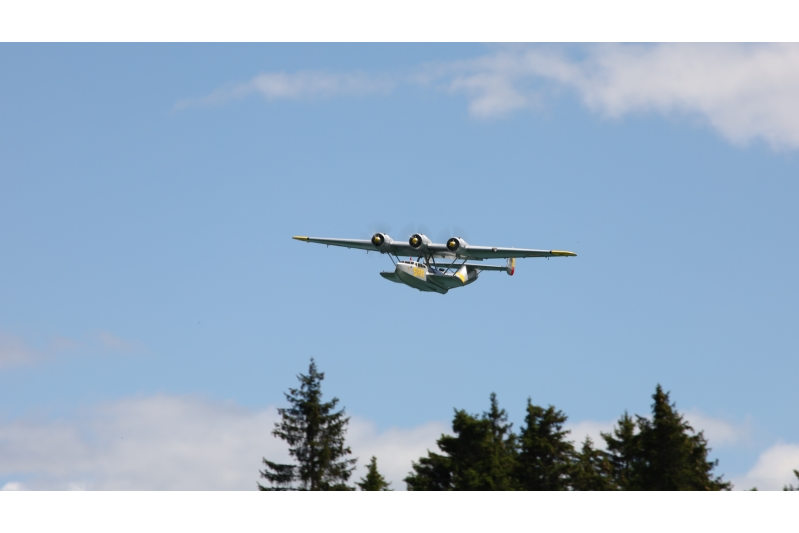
[292,232,576,294]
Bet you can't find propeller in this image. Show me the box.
[435,228,452,244]
[362,221,393,240]
[399,223,432,240]
[436,226,471,244]
[451,225,471,242]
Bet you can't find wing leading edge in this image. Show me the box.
[292,236,450,257]
[292,236,375,251]
[292,236,576,259]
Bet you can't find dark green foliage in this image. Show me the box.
[403,449,453,490]
[603,385,730,490]
[405,384,732,491]
[635,385,730,490]
[405,393,517,490]
[783,469,799,491]
[472,393,517,490]
[601,412,640,490]
[356,456,392,491]
[570,437,616,491]
[514,400,575,490]
[259,460,296,490]
[261,361,734,492]
[259,359,356,491]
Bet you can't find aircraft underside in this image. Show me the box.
[380,260,479,295]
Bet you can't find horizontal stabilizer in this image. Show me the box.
[452,262,507,272]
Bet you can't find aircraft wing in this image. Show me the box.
[293,236,457,258]
[292,236,376,251]
[458,246,576,259]
[292,236,576,260]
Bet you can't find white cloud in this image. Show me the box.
[443,53,540,118]
[4,395,793,491]
[733,443,799,491]
[566,419,616,449]
[0,394,445,490]
[684,409,751,448]
[0,334,40,368]
[185,44,799,150]
[0,395,282,490]
[178,71,394,108]
[348,416,448,489]
[441,44,799,149]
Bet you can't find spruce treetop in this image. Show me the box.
[357,456,392,491]
[602,385,731,490]
[259,358,356,491]
[514,399,575,490]
[405,393,516,490]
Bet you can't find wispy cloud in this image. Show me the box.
[0,331,140,369]
[96,331,140,352]
[0,394,445,490]
[49,336,80,352]
[183,44,799,150]
[0,334,41,369]
[177,71,395,109]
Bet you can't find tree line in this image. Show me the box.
[259,359,796,491]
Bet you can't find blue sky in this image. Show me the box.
[1,43,798,490]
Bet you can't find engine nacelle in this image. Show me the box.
[446,237,469,254]
[371,233,394,252]
[408,233,432,252]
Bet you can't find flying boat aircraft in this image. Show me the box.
[293,233,576,294]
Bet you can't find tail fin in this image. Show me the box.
[507,257,516,276]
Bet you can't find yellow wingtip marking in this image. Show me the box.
[292,236,310,241]
[551,250,577,257]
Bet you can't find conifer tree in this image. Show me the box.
[404,449,453,490]
[602,412,640,490]
[514,400,574,490]
[405,393,516,490]
[357,456,392,491]
[259,359,357,490]
[570,437,615,491]
[482,393,518,490]
[634,385,730,490]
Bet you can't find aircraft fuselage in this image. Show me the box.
[380,260,478,294]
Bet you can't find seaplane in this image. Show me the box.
[293,233,576,294]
